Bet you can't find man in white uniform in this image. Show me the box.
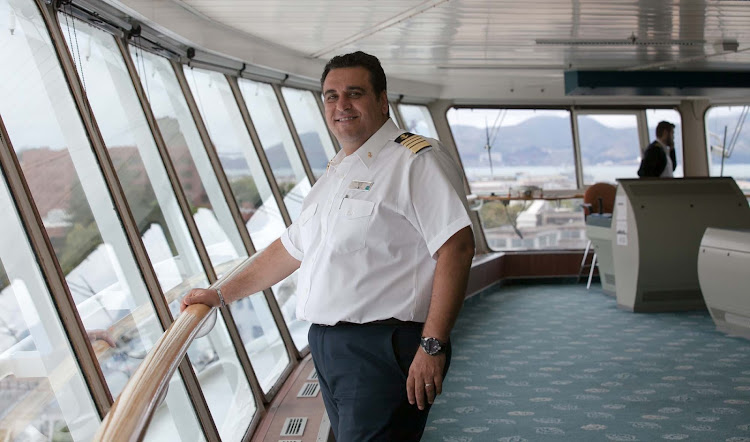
[182,51,475,441]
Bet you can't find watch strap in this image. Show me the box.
[216,286,227,309]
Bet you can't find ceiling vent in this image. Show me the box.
[297,382,320,398]
[280,417,307,437]
[717,39,739,52]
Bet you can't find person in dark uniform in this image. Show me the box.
[638,121,677,178]
[181,51,475,441]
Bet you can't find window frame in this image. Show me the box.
[574,109,646,186]
[704,104,750,189]
[398,103,440,140]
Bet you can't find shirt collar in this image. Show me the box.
[326,149,347,177]
[326,119,402,176]
[354,119,403,169]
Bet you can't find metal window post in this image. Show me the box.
[427,100,491,255]
[570,107,584,189]
[315,91,340,153]
[391,101,406,129]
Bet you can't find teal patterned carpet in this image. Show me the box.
[422,283,750,442]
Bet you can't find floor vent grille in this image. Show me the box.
[307,369,318,380]
[297,382,320,398]
[278,440,301,442]
[280,417,307,436]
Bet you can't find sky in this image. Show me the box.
[447,108,683,131]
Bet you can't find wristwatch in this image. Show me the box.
[420,336,448,356]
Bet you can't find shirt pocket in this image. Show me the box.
[299,203,318,250]
[330,198,375,254]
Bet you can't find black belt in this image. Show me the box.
[326,318,424,327]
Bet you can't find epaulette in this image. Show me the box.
[395,132,431,154]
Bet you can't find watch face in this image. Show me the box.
[424,337,441,354]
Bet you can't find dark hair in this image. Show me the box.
[320,51,387,96]
[656,121,675,138]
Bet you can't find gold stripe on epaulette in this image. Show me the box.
[395,132,431,154]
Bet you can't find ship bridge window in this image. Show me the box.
[228,291,291,392]
[128,46,248,274]
[0,2,204,438]
[0,167,100,441]
[398,104,439,140]
[578,110,683,185]
[60,17,258,439]
[281,87,337,179]
[448,108,583,251]
[705,105,750,193]
[236,83,311,351]
[184,67,285,251]
[129,50,290,395]
[183,70,309,351]
[447,108,577,193]
[59,18,211,301]
[646,109,683,178]
[238,79,311,221]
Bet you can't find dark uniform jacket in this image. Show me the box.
[637,140,677,177]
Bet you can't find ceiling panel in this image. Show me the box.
[173,0,750,98]
[177,0,433,54]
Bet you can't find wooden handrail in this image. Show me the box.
[93,302,213,441]
[93,257,256,441]
[0,257,248,440]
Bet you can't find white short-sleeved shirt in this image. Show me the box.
[657,140,674,178]
[280,119,473,325]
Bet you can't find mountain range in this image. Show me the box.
[227,113,750,172]
[451,114,750,168]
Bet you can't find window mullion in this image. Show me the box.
[314,90,339,153]
[570,107,584,190]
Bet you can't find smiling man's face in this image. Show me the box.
[322,66,389,154]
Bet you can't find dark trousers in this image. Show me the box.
[308,322,451,442]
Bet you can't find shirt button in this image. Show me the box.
[347,210,353,216]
